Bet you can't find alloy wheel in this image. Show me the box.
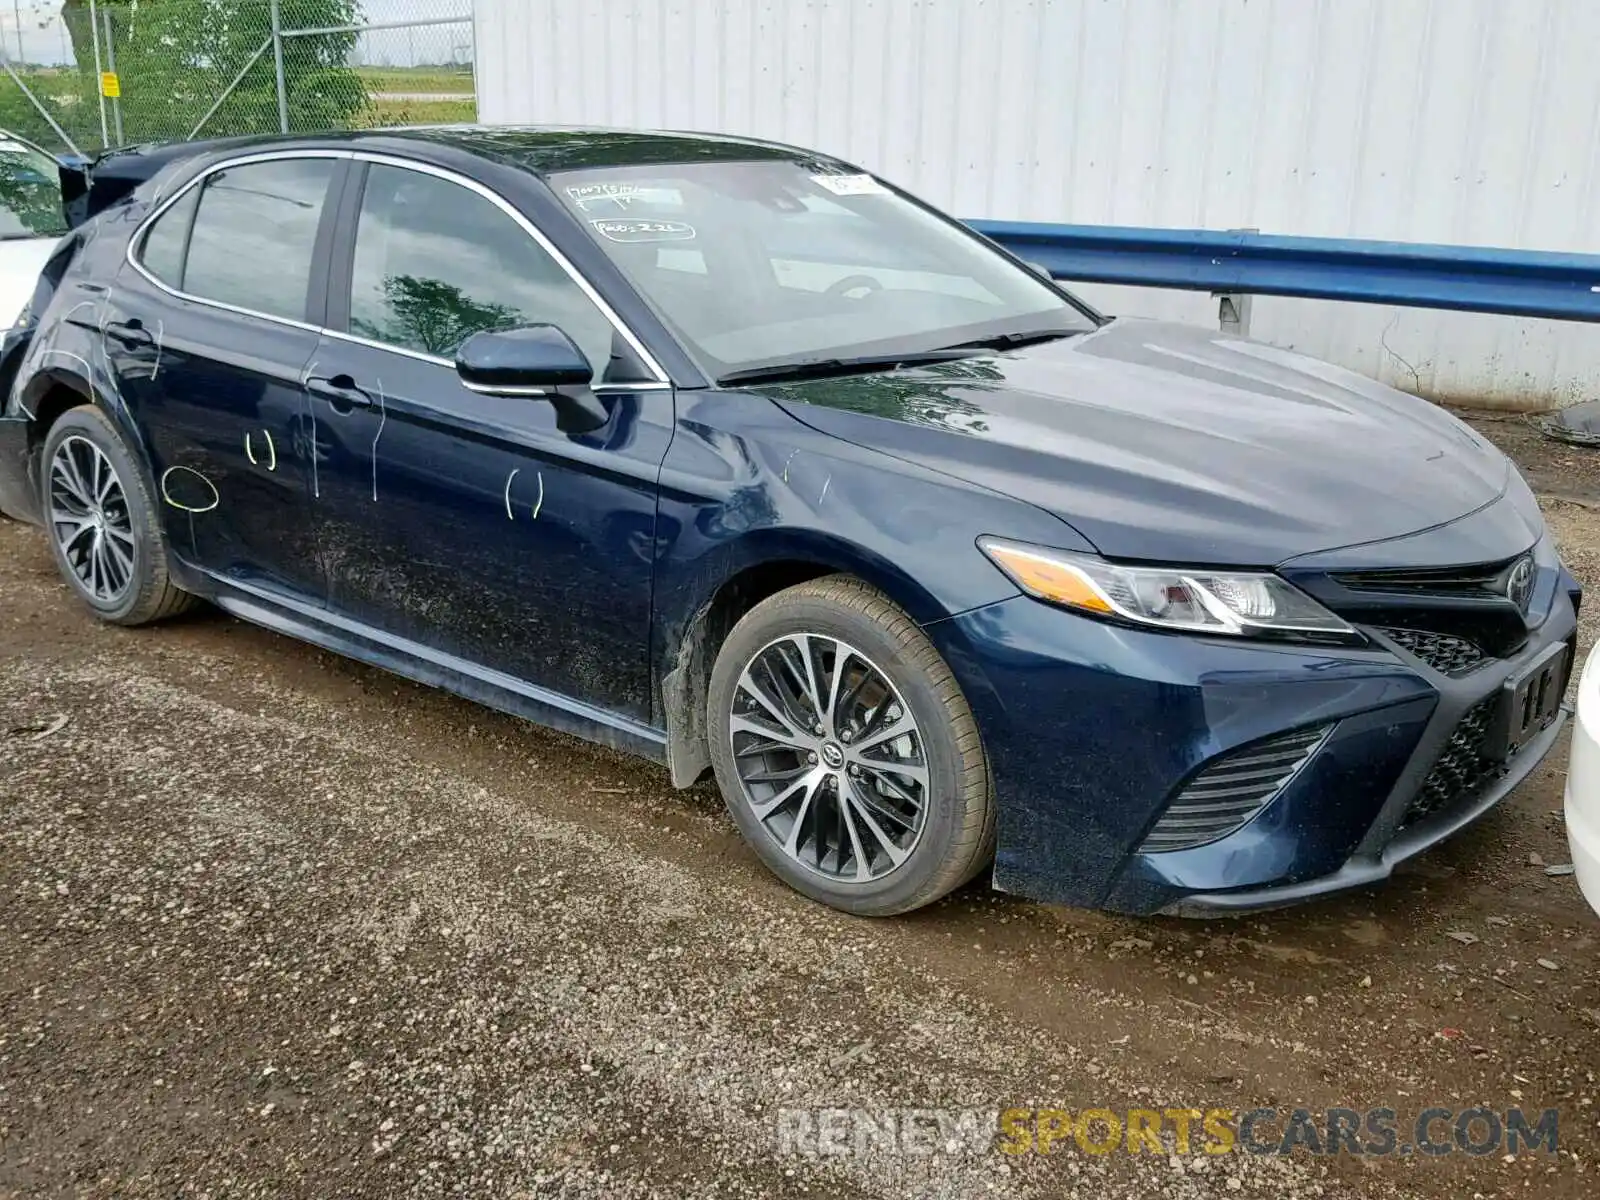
[728,633,929,882]
[49,435,136,604]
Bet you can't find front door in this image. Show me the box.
[305,160,673,720]
[105,155,337,601]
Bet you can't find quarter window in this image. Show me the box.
[347,164,614,370]
[137,185,198,288]
[179,158,335,321]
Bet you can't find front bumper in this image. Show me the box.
[927,563,1580,916]
[1167,709,1564,915]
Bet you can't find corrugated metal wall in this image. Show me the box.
[474,0,1600,408]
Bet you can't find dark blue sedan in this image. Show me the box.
[0,127,1579,916]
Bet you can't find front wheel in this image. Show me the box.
[707,576,995,916]
[40,405,195,626]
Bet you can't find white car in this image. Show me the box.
[0,130,67,325]
[1566,641,1600,916]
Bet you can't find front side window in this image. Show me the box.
[347,164,615,370]
[181,157,335,320]
[552,160,1095,381]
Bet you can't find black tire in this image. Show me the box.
[707,575,995,916]
[39,404,196,626]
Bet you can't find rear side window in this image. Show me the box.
[138,186,199,288]
[346,164,614,368]
[178,158,335,321]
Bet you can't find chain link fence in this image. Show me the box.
[0,0,475,157]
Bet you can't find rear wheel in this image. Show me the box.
[707,576,994,916]
[40,405,195,625]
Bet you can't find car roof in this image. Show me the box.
[111,125,845,177]
[387,125,838,173]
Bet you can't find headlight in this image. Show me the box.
[979,538,1356,640]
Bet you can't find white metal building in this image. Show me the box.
[474,0,1600,409]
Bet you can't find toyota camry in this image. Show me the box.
[0,127,1579,916]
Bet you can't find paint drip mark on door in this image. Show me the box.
[246,429,278,471]
[301,361,320,499]
[370,377,387,502]
[504,468,520,520]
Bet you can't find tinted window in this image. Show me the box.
[183,158,334,320]
[348,164,613,369]
[138,186,199,287]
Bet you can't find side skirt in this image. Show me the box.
[197,570,669,763]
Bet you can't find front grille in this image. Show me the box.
[1319,552,1539,660]
[1331,561,1512,596]
[1141,724,1332,854]
[1400,695,1505,828]
[1378,627,1488,676]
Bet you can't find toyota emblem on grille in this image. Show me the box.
[1503,555,1535,613]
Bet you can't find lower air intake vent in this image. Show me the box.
[1400,695,1504,829]
[1378,627,1487,677]
[1140,724,1333,854]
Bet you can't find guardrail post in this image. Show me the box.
[1216,293,1252,338]
[270,0,289,134]
[1214,228,1257,337]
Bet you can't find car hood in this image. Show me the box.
[760,318,1510,565]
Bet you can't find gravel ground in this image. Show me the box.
[1,412,1598,1199]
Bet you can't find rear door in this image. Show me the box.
[106,153,340,601]
[303,158,674,720]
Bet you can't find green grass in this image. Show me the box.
[355,66,475,96]
[356,96,477,128]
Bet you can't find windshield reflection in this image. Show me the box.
[552,160,1093,380]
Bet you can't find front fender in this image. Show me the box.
[651,390,1083,780]
[654,391,1083,667]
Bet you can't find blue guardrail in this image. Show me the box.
[966,221,1600,323]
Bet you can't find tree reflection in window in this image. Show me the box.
[351,274,522,359]
[0,145,67,238]
[348,164,613,369]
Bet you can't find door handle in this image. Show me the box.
[306,373,374,413]
[104,319,153,347]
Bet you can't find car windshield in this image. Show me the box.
[551,160,1094,382]
[0,137,66,239]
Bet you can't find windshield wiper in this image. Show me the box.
[717,348,978,387]
[937,327,1083,353]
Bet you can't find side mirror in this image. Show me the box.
[1024,260,1054,281]
[456,324,593,393]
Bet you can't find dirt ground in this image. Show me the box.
[1,411,1597,1200]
